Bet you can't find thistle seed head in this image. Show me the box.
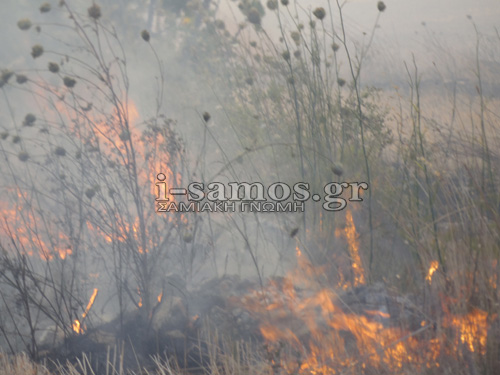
[48,62,60,73]
[18,151,29,162]
[141,30,150,42]
[247,8,261,25]
[40,2,51,13]
[23,113,36,126]
[313,7,326,21]
[88,4,101,20]
[54,146,66,156]
[63,76,76,88]
[16,74,28,84]
[267,0,278,11]
[1,70,14,84]
[332,164,344,176]
[17,19,32,31]
[31,45,44,59]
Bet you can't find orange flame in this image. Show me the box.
[344,210,365,286]
[157,291,163,303]
[73,288,98,335]
[426,261,439,284]
[240,211,494,374]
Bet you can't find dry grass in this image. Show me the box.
[0,352,51,375]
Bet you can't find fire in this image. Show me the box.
[72,320,81,335]
[72,288,99,335]
[335,209,365,288]
[426,260,439,284]
[344,210,365,286]
[0,196,73,261]
[448,308,489,354]
[240,210,495,374]
[82,288,99,319]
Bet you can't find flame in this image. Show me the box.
[72,288,98,335]
[344,210,365,286]
[239,211,494,374]
[334,209,365,288]
[72,320,81,334]
[157,291,163,303]
[82,288,98,319]
[426,261,439,284]
[0,195,73,261]
[138,288,143,308]
[448,308,489,354]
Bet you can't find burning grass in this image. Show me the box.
[0,1,499,374]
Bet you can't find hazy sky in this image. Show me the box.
[217,0,500,86]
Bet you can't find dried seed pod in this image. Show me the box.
[203,112,211,122]
[85,188,96,199]
[332,164,344,177]
[1,70,14,84]
[141,30,150,42]
[54,146,66,156]
[119,130,130,141]
[63,76,76,88]
[291,31,300,45]
[48,62,60,73]
[18,151,29,162]
[88,4,101,19]
[247,8,261,25]
[313,7,326,21]
[16,74,28,84]
[31,44,44,59]
[23,113,37,126]
[40,2,51,13]
[377,1,386,12]
[267,0,278,11]
[17,19,32,31]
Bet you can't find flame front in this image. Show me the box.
[241,210,494,374]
